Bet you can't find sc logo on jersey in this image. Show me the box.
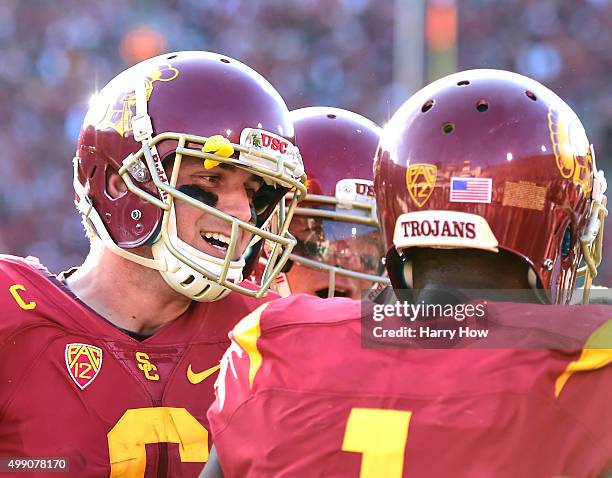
[136,352,160,381]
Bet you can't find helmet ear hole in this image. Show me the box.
[105,167,128,199]
[561,225,573,258]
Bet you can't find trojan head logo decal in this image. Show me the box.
[65,343,103,390]
[548,107,593,193]
[97,64,179,136]
[406,163,437,207]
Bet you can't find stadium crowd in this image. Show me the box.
[0,0,610,284]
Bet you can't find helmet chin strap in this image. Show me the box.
[152,204,245,302]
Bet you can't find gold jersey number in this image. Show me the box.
[342,407,412,478]
[108,407,208,477]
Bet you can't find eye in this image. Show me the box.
[199,175,219,185]
[362,255,374,269]
[246,178,263,196]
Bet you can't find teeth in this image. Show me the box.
[202,232,231,246]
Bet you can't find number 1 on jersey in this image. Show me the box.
[342,408,412,478]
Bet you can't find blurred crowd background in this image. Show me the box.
[0,0,611,285]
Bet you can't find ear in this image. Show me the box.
[106,168,128,199]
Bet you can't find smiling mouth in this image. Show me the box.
[315,287,349,298]
[201,231,231,254]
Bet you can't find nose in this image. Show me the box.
[215,186,253,223]
[330,244,361,271]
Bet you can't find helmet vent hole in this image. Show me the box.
[220,58,230,64]
[476,100,489,112]
[457,80,470,86]
[166,54,178,60]
[327,114,337,119]
[525,90,537,101]
[181,275,195,286]
[442,122,454,134]
[421,100,434,113]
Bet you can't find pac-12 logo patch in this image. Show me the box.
[65,343,103,390]
[406,163,437,207]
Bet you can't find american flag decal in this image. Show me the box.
[450,177,492,203]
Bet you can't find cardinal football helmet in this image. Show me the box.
[274,107,389,298]
[375,69,606,304]
[74,51,306,301]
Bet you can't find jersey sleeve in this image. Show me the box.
[0,256,40,340]
[0,256,68,421]
[207,294,358,435]
[207,302,269,438]
[0,258,40,418]
[554,319,612,468]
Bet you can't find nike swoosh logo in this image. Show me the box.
[187,363,221,384]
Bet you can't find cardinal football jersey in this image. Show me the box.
[0,255,273,477]
[208,293,612,478]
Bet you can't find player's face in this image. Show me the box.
[285,262,374,299]
[172,158,262,260]
[286,216,384,299]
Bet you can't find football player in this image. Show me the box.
[264,107,389,299]
[203,70,610,477]
[0,51,305,477]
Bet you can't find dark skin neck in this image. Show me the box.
[410,248,532,289]
[404,248,540,303]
